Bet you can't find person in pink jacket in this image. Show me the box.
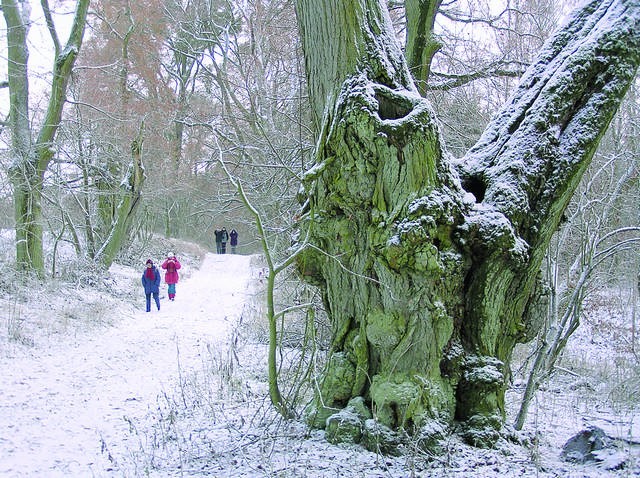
[161,252,181,301]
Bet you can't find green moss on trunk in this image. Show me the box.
[297,75,545,449]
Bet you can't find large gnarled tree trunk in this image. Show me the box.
[295,0,640,448]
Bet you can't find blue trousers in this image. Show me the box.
[146,292,160,311]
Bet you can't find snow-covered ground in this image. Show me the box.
[0,253,252,477]
[0,250,638,477]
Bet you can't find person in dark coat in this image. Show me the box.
[220,227,229,254]
[230,228,238,254]
[161,252,181,301]
[214,227,223,254]
[141,259,161,312]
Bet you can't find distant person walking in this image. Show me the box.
[220,227,229,254]
[230,228,238,254]
[214,227,223,254]
[161,252,181,301]
[141,259,161,312]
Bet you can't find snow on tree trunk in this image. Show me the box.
[295,0,640,449]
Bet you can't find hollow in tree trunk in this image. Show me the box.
[294,0,640,448]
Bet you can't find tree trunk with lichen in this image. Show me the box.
[294,0,640,449]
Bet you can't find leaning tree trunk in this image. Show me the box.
[96,122,146,268]
[295,0,640,448]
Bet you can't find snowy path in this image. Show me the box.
[0,253,253,478]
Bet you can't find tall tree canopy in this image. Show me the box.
[294,0,640,448]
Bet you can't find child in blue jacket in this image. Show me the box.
[141,259,161,312]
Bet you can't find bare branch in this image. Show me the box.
[40,0,61,55]
[428,60,527,90]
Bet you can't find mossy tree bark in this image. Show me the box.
[294,0,640,447]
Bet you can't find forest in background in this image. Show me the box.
[2,1,637,275]
[1,0,639,455]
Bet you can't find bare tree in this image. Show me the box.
[2,0,89,273]
[515,152,640,430]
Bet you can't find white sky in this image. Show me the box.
[0,0,75,120]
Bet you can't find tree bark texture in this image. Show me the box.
[295,0,640,447]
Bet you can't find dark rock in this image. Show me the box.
[560,426,609,463]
